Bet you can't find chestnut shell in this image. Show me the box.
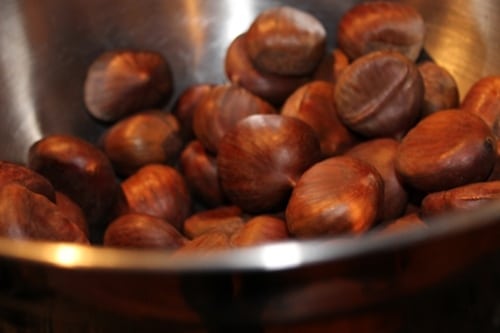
[281,80,359,157]
[245,6,327,76]
[217,114,322,214]
[0,161,55,202]
[121,164,191,230]
[395,110,497,192]
[286,156,384,238]
[28,134,123,230]
[225,33,311,106]
[84,50,173,122]
[101,110,183,176]
[346,138,408,221]
[335,50,424,139]
[104,213,186,249]
[337,1,425,61]
[461,76,500,137]
[193,84,276,153]
[0,183,88,244]
[418,61,460,117]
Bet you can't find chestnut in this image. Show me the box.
[217,114,322,214]
[172,83,214,141]
[335,50,424,139]
[461,76,500,137]
[281,80,359,157]
[313,48,350,84]
[0,183,88,243]
[84,50,173,122]
[100,110,183,176]
[103,213,186,249]
[418,61,460,117]
[121,164,191,230]
[225,33,311,106]
[346,138,408,221]
[395,110,497,193]
[179,140,227,208]
[286,156,384,238]
[183,206,244,239]
[55,191,89,238]
[193,84,276,153]
[245,6,327,76]
[488,138,500,181]
[421,181,500,217]
[28,134,124,232]
[0,161,55,202]
[230,215,289,248]
[337,1,425,61]
[377,213,427,234]
[174,231,231,254]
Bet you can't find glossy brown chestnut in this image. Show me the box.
[0,161,55,202]
[418,61,459,117]
[84,50,173,122]
[193,84,276,153]
[55,191,89,238]
[182,205,244,239]
[217,114,322,214]
[174,231,231,254]
[395,110,497,193]
[172,83,214,141]
[179,140,226,208]
[313,48,350,84]
[245,6,327,76]
[103,213,186,249]
[337,1,425,61]
[101,110,183,176]
[286,156,384,238]
[28,134,123,231]
[121,164,191,230]
[421,181,500,217]
[335,50,424,138]
[346,138,408,221]
[378,213,427,234]
[281,80,359,157]
[225,33,311,106]
[230,215,289,248]
[488,138,500,181]
[0,183,88,243]
[461,76,500,137]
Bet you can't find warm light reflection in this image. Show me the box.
[54,245,82,266]
[223,0,255,42]
[0,3,42,143]
[259,242,303,269]
[184,0,206,64]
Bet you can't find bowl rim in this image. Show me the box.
[1,199,499,273]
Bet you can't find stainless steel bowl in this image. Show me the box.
[1,0,500,332]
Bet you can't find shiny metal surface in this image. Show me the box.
[0,0,500,330]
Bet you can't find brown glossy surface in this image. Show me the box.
[286,156,384,238]
[396,110,497,192]
[217,114,322,213]
[337,1,425,61]
[335,50,423,138]
[0,0,500,331]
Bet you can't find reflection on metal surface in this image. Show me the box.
[259,242,303,269]
[411,0,500,97]
[54,244,82,267]
[183,0,208,70]
[0,2,41,148]
[223,0,256,43]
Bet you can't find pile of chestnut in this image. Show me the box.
[1,2,500,253]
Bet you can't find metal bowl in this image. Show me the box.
[0,0,500,332]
